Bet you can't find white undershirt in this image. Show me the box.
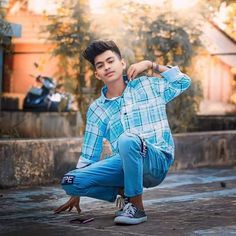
[108,96,120,100]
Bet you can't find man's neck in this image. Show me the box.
[106,77,126,99]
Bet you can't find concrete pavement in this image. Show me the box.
[0,167,236,236]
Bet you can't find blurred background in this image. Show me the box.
[0,0,236,137]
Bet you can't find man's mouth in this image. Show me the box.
[105,71,115,77]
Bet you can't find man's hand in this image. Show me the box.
[54,196,81,214]
[127,60,152,80]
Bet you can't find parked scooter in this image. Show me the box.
[23,75,73,112]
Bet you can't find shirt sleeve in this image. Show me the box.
[159,66,191,104]
[76,106,105,168]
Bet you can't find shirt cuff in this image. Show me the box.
[76,156,93,169]
[160,66,185,82]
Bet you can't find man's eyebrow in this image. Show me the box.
[106,56,114,61]
[95,56,114,67]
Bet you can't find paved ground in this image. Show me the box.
[0,167,236,236]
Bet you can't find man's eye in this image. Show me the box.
[108,60,114,64]
[97,65,103,69]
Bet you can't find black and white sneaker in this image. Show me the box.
[114,202,147,225]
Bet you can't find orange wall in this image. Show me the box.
[4,9,58,94]
[4,43,59,93]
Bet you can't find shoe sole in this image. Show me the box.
[114,210,123,217]
[114,216,147,225]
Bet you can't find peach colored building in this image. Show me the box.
[194,22,236,115]
[2,2,236,114]
[3,1,59,109]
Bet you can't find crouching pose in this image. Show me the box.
[55,40,191,225]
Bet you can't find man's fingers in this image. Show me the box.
[127,65,135,80]
[54,206,64,214]
[128,68,136,80]
[54,206,66,214]
[75,205,82,214]
[54,197,80,214]
[132,70,138,79]
[54,203,69,214]
[127,61,149,80]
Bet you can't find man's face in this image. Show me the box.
[94,50,126,84]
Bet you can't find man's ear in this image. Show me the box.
[121,59,126,70]
[94,71,102,81]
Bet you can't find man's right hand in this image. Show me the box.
[54,196,81,214]
[127,60,152,80]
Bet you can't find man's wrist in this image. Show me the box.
[145,60,153,70]
[152,62,161,73]
[152,62,172,73]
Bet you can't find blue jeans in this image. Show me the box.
[61,132,172,202]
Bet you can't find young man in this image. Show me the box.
[54,40,191,225]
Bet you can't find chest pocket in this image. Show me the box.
[133,78,162,102]
[133,85,164,114]
[122,95,165,132]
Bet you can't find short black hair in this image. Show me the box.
[82,40,121,67]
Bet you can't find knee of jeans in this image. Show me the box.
[118,132,140,154]
[61,170,88,192]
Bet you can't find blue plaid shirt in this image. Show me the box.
[77,66,191,168]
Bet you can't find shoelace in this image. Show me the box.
[115,195,125,209]
[115,195,129,209]
[122,203,137,217]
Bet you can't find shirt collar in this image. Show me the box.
[100,75,131,103]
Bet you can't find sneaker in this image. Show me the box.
[114,202,147,225]
[114,196,129,217]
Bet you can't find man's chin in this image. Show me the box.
[105,76,122,83]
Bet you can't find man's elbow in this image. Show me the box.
[183,74,192,90]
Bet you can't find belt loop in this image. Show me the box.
[139,136,147,157]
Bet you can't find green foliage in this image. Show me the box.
[145,18,196,66]
[167,78,202,133]
[44,0,94,122]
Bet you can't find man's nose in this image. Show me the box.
[104,63,110,70]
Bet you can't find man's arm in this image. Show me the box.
[77,104,106,167]
[127,60,170,80]
[157,65,191,103]
[54,105,105,215]
[127,60,191,103]
[77,121,104,168]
